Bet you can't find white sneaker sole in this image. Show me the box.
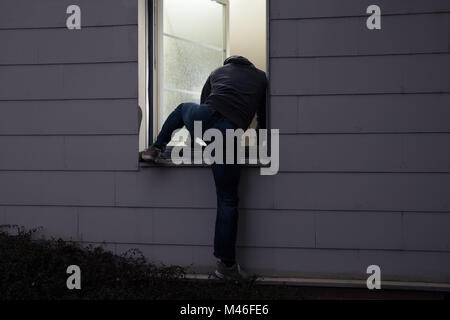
[215,270,247,282]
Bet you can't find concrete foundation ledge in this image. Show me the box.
[185,274,450,292]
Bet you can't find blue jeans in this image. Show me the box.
[154,103,240,262]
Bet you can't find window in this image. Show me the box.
[139,0,267,151]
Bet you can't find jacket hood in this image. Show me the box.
[224,55,254,66]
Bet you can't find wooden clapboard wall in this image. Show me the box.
[1,0,449,283]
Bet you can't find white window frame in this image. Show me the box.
[138,0,150,151]
[139,0,270,150]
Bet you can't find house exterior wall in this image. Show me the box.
[1,0,450,283]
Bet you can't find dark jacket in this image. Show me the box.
[200,56,267,130]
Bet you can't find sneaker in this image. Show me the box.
[141,145,162,162]
[215,261,250,281]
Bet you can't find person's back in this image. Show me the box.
[201,56,267,130]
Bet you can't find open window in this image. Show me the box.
[139,0,268,152]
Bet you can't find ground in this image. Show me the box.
[0,226,447,300]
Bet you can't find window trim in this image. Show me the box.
[141,0,270,150]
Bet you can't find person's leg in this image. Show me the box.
[143,103,217,162]
[210,118,250,280]
[153,103,193,151]
[153,102,216,151]
[212,162,241,264]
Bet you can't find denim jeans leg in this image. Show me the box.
[212,162,241,261]
[154,103,192,151]
[155,102,240,261]
[154,103,215,151]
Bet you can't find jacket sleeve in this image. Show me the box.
[200,75,212,104]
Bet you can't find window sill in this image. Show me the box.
[139,159,266,169]
[138,152,266,169]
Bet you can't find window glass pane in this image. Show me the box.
[163,0,225,49]
[161,89,198,125]
[160,0,227,140]
[163,36,225,93]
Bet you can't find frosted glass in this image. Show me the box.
[163,36,225,93]
[159,0,227,138]
[164,0,225,49]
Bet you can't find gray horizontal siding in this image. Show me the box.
[2,206,78,240]
[2,170,450,213]
[271,0,450,19]
[0,136,64,170]
[115,169,276,209]
[63,135,138,170]
[271,13,449,57]
[150,209,215,246]
[3,206,449,252]
[275,173,450,212]
[279,134,450,172]
[0,25,138,65]
[271,54,450,96]
[0,63,138,100]
[0,0,138,29]
[0,135,138,170]
[0,99,138,135]
[271,94,450,134]
[265,1,450,284]
[403,213,450,251]
[0,0,448,285]
[238,210,317,248]
[0,1,139,171]
[78,207,153,243]
[0,169,274,209]
[0,206,4,225]
[148,209,317,249]
[0,172,116,206]
[263,247,450,281]
[315,212,403,250]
